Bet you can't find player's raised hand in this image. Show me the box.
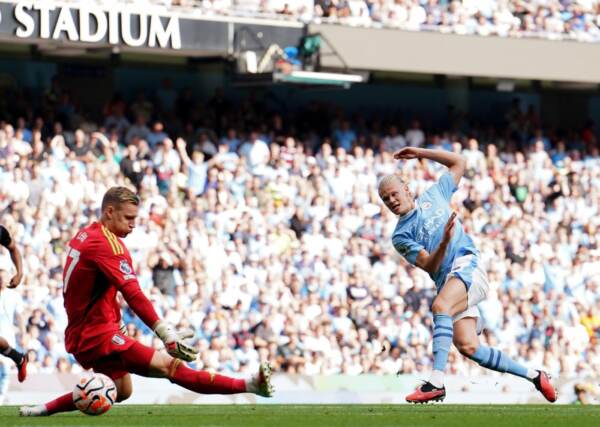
[154,320,199,362]
[176,137,187,151]
[91,132,108,146]
[443,212,457,242]
[393,147,421,160]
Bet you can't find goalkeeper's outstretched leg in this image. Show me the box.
[20,340,273,417]
[145,343,273,397]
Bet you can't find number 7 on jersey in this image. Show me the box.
[63,247,81,294]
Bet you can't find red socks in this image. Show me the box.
[43,360,246,415]
[169,360,247,394]
[45,392,76,415]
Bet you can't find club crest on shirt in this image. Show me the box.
[119,260,133,275]
[76,231,88,242]
[112,334,125,346]
[420,201,432,210]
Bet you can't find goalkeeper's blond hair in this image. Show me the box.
[101,186,140,212]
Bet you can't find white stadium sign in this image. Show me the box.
[12,1,181,49]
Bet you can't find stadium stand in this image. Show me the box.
[81,0,600,42]
[0,78,599,382]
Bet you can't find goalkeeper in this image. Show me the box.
[20,187,272,417]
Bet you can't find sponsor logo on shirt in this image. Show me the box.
[112,334,125,346]
[397,245,409,256]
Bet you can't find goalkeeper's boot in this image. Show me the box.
[533,370,557,402]
[19,405,48,417]
[406,381,445,404]
[17,355,27,383]
[250,362,274,397]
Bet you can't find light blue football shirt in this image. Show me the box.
[392,172,479,291]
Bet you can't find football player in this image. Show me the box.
[379,147,556,404]
[20,187,272,416]
[0,224,27,394]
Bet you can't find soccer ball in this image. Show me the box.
[72,373,117,416]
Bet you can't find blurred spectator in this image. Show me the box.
[405,119,425,148]
[573,383,596,405]
[333,120,357,151]
[126,115,151,144]
[148,121,169,149]
[239,131,270,173]
[382,125,406,153]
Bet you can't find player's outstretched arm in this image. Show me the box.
[94,246,199,363]
[5,232,23,288]
[415,212,456,274]
[119,281,198,362]
[394,147,466,185]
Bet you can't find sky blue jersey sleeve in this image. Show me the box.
[392,234,424,266]
[436,171,458,202]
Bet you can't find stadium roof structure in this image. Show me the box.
[310,23,600,85]
[273,70,366,88]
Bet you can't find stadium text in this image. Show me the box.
[13,1,182,49]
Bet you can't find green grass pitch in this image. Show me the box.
[1,404,598,427]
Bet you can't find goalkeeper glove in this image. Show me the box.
[154,320,199,362]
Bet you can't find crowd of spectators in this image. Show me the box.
[97,0,600,43]
[0,78,599,388]
[310,0,600,42]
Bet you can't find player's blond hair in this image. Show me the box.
[101,186,140,211]
[377,174,403,198]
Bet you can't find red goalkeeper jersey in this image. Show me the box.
[63,222,159,359]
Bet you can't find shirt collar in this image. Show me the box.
[396,205,418,224]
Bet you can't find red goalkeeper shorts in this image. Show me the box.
[74,333,156,381]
